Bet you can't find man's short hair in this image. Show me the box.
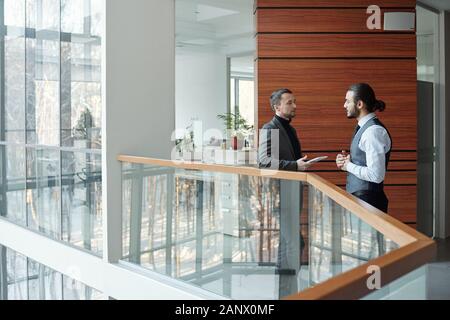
[270,88,292,112]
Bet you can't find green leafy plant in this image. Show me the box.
[217,109,253,138]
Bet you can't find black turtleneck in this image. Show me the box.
[275,115,302,160]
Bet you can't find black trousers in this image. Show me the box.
[352,190,389,213]
[352,190,389,256]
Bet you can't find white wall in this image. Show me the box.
[176,50,228,139]
[102,0,175,262]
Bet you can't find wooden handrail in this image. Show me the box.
[287,240,436,300]
[117,155,436,300]
[118,155,308,181]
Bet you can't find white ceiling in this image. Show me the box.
[175,0,255,56]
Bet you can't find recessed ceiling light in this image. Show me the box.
[196,4,238,22]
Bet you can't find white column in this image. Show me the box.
[102,0,175,262]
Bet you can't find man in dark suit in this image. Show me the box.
[258,88,310,171]
[258,88,309,298]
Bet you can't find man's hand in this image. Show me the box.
[336,152,351,172]
[297,156,311,171]
[336,153,344,169]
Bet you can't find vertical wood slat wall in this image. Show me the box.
[255,0,417,225]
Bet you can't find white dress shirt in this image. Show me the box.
[346,113,392,184]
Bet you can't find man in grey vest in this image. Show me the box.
[336,83,392,213]
[337,83,392,256]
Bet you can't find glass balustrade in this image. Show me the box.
[121,162,399,300]
[362,262,450,300]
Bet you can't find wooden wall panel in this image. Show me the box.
[389,151,417,161]
[257,9,415,33]
[384,186,417,223]
[382,161,417,171]
[258,59,417,150]
[306,160,417,171]
[313,171,417,186]
[304,151,417,162]
[256,1,417,224]
[256,0,415,8]
[258,34,416,58]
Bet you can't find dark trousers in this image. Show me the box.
[352,190,389,213]
[352,190,389,256]
[276,181,304,298]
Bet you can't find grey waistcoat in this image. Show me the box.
[346,117,392,194]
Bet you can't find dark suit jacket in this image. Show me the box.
[258,117,302,171]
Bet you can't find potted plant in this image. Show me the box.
[217,110,254,150]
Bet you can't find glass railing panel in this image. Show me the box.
[362,265,427,300]
[307,185,398,286]
[362,262,450,300]
[121,162,399,299]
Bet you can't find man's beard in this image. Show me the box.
[347,108,359,119]
[285,111,295,120]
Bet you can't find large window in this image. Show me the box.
[230,76,255,129]
[0,245,104,300]
[0,0,102,254]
